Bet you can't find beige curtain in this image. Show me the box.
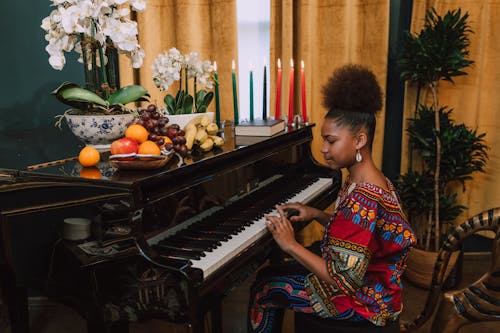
[270,0,391,246]
[401,0,500,220]
[271,0,391,168]
[119,0,238,122]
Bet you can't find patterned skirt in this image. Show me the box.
[248,260,367,333]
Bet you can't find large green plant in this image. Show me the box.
[397,8,487,251]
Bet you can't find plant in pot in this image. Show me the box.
[41,0,150,146]
[151,48,216,129]
[396,8,489,289]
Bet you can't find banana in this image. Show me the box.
[184,114,205,130]
[206,123,218,135]
[199,137,214,152]
[195,128,208,145]
[200,114,211,128]
[209,135,224,148]
[185,123,197,150]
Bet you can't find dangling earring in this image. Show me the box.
[356,149,363,162]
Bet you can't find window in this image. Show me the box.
[236,0,270,121]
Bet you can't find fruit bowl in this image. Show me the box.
[109,151,174,170]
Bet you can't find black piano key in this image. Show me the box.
[157,256,193,270]
[153,245,204,260]
[175,236,222,248]
[160,238,217,252]
[180,231,229,242]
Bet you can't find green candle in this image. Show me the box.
[250,67,254,121]
[232,60,239,125]
[214,62,221,127]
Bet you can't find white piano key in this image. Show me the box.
[190,177,332,279]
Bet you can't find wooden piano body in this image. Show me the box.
[0,124,341,332]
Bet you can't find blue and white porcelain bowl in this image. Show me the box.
[65,111,136,145]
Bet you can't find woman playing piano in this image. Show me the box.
[248,64,416,333]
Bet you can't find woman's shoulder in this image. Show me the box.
[348,180,398,207]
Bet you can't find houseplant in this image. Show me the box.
[152,48,215,127]
[41,0,149,145]
[397,8,488,287]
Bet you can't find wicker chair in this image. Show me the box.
[401,207,500,333]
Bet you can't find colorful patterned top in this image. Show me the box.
[305,177,416,326]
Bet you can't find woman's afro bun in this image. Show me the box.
[322,64,383,114]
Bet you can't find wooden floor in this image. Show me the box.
[2,253,500,333]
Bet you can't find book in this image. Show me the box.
[235,135,270,146]
[234,119,285,136]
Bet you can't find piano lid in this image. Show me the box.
[12,123,316,189]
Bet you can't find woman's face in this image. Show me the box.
[320,118,358,170]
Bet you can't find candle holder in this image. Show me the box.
[293,114,302,128]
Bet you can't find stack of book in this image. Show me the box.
[234,118,285,137]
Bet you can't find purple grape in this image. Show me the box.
[159,127,169,136]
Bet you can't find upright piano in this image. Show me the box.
[0,124,341,333]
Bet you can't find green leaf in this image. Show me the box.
[202,91,214,109]
[52,81,108,109]
[164,94,176,114]
[182,94,193,114]
[108,85,149,105]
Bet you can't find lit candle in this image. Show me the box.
[232,60,239,125]
[275,58,282,120]
[250,64,254,121]
[213,61,221,127]
[301,60,307,123]
[263,62,267,120]
[288,58,294,124]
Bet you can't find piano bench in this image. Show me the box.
[294,312,400,333]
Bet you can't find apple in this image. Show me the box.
[110,137,139,160]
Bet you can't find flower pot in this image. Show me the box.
[65,111,136,147]
[163,112,214,131]
[404,247,461,290]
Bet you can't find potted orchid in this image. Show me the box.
[41,0,150,144]
[152,48,215,115]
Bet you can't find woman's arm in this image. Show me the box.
[265,205,334,283]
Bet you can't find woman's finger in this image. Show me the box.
[276,205,287,222]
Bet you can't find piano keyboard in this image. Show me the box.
[148,177,332,280]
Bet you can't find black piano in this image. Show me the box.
[0,124,341,333]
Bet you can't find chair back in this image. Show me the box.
[401,207,500,333]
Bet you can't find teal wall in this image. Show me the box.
[0,0,84,168]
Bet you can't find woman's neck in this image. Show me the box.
[347,157,387,190]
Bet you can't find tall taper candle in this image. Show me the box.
[213,61,221,127]
[301,60,307,123]
[288,59,294,124]
[275,58,282,120]
[263,64,267,119]
[231,60,239,125]
[250,65,254,121]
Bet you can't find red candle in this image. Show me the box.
[275,58,282,120]
[288,59,294,124]
[301,60,307,123]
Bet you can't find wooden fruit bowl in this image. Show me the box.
[109,152,173,170]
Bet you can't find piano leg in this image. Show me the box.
[0,269,29,333]
[211,301,222,333]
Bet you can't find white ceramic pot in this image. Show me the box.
[164,112,214,131]
[65,111,136,146]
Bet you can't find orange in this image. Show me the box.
[138,140,161,160]
[158,136,172,148]
[125,124,149,143]
[78,146,100,167]
[80,166,101,179]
